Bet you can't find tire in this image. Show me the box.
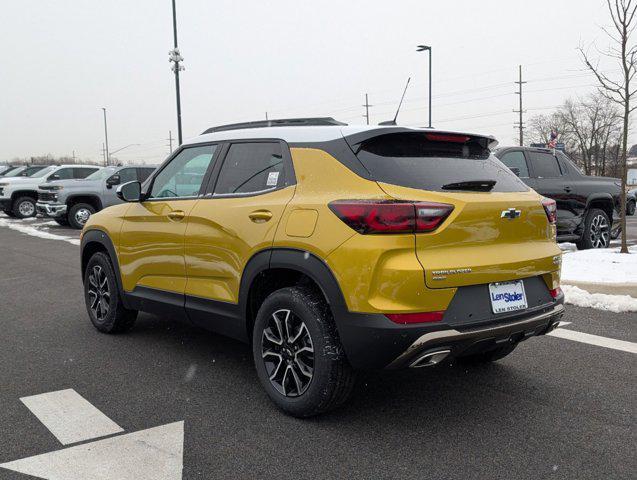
[611,226,621,240]
[575,208,611,250]
[458,344,517,365]
[84,252,137,333]
[628,200,636,216]
[54,217,69,226]
[12,196,37,219]
[68,203,96,229]
[252,286,356,417]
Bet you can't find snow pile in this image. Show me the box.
[0,217,80,245]
[560,245,637,285]
[562,285,637,312]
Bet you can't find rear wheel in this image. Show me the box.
[576,208,611,250]
[252,287,356,417]
[68,203,95,229]
[84,252,137,333]
[12,196,37,218]
[458,344,517,364]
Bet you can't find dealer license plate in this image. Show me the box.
[488,280,528,314]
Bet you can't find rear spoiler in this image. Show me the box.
[342,127,499,153]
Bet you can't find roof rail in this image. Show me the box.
[202,117,347,134]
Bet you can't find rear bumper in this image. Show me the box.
[36,202,67,217]
[334,296,565,370]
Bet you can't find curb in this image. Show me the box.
[562,281,637,297]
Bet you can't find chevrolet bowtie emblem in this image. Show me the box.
[501,208,521,219]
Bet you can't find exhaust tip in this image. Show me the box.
[409,349,451,368]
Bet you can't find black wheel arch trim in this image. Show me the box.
[80,229,130,309]
[67,195,103,211]
[586,193,616,217]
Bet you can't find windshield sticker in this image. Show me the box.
[266,171,279,187]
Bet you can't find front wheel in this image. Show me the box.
[576,208,611,250]
[12,196,37,218]
[252,287,356,417]
[84,252,137,333]
[68,203,96,229]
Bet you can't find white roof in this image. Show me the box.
[184,125,497,146]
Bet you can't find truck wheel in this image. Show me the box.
[628,200,636,216]
[68,203,95,229]
[84,252,137,333]
[458,344,517,364]
[576,208,611,249]
[12,196,37,218]
[252,286,356,417]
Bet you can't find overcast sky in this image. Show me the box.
[0,0,632,164]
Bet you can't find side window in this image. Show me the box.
[137,168,155,183]
[214,142,284,195]
[49,168,73,180]
[117,168,137,184]
[528,152,561,178]
[149,145,217,199]
[74,168,99,179]
[499,151,529,178]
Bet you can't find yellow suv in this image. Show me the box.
[80,118,564,417]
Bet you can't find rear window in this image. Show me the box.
[354,133,528,193]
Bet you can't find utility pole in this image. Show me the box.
[514,65,527,146]
[72,150,76,162]
[101,108,109,166]
[363,93,373,125]
[265,112,269,120]
[416,45,432,128]
[101,143,106,165]
[167,130,174,154]
[169,0,184,145]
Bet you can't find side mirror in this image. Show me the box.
[49,174,60,181]
[116,181,142,202]
[510,167,521,177]
[106,174,121,189]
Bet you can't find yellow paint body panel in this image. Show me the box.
[184,187,295,302]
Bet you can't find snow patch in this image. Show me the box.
[0,218,80,246]
[562,285,637,312]
[560,245,637,285]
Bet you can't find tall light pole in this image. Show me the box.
[101,108,110,166]
[416,45,432,128]
[169,0,184,145]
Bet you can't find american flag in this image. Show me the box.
[548,129,558,149]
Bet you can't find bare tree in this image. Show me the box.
[580,0,636,253]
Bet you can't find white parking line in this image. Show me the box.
[548,328,637,354]
[20,389,124,445]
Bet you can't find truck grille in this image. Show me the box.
[38,192,57,202]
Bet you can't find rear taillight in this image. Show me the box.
[542,198,557,224]
[385,311,445,324]
[549,287,562,299]
[424,133,470,143]
[328,200,454,234]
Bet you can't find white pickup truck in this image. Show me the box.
[0,165,100,218]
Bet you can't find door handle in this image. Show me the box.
[167,210,185,221]
[564,186,572,193]
[249,210,273,223]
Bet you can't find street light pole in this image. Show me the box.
[101,108,110,166]
[416,45,432,128]
[169,0,184,145]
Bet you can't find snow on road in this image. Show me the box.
[0,217,80,245]
[561,285,637,313]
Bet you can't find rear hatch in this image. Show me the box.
[347,129,559,289]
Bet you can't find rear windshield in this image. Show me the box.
[354,133,528,193]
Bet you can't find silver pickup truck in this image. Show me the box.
[36,165,156,228]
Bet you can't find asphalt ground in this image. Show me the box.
[0,216,635,480]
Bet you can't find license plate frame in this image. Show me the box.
[488,280,528,314]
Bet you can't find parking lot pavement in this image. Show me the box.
[0,220,635,480]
